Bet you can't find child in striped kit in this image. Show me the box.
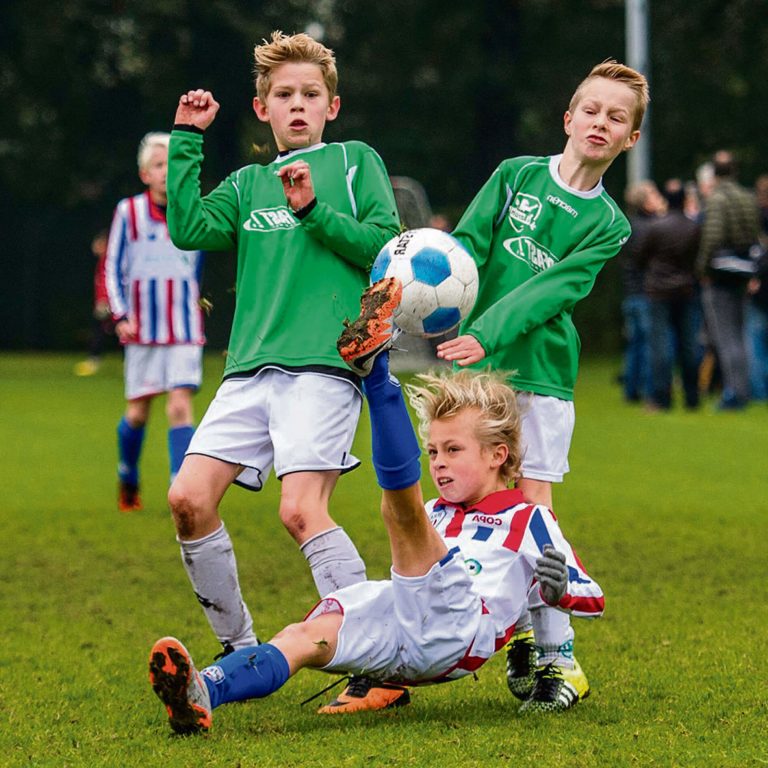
[105,132,204,512]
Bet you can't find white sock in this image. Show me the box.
[178,523,258,649]
[300,526,367,597]
[531,605,575,668]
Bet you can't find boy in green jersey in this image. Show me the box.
[438,61,649,712]
[164,32,401,711]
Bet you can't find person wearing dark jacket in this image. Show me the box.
[696,151,761,410]
[640,180,702,409]
[618,181,664,402]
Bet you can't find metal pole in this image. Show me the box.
[626,0,651,183]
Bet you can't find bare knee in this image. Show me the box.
[168,479,216,539]
[279,497,309,540]
[271,621,308,645]
[166,389,193,426]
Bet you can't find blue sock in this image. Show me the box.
[117,417,145,486]
[362,353,421,490]
[202,643,291,709]
[168,425,194,480]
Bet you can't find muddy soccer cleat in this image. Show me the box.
[118,481,142,512]
[149,636,212,734]
[317,675,410,714]
[519,660,590,713]
[505,628,538,700]
[337,277,403,377]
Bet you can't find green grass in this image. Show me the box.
[1,352,766,767]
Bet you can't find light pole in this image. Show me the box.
[626,0,651,184]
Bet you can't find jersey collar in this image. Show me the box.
[548,154,605,199]
[275,143,327,163]
[145,190,167,222]
[434,488,527,515]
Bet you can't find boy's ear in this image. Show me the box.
[624,129,641,151]
[563,110,573,136]
[253,97,270,123]
[490,443,509,470]
[138,167,150,185]
[326,95,341,122]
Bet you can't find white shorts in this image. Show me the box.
[187,368,362,490]
[124,344,203,401]
[306,547,498,684]
[518,393,575,483]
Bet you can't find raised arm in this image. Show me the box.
[167,90,241,252]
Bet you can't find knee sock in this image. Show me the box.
[531,605,575,669]
[168,424,194,483]
[202,643,290,709]
[300,526,367,597]
[178,524,258,649]
[117,417,145,486]
[362,353,421,490]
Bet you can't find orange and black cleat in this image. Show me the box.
[317,675,410,714]
[118,481,143,513]
[149,636,212,734]
[337,277,403,377]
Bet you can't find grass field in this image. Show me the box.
[1,352,766,768]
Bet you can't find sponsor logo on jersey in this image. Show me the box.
[508,193,543,233]
[546,194,579,218]
[243,207,299,232]
[464,557,483,576]
[429,508,448,528]
[472,513,502,526]
[503,237,557,273]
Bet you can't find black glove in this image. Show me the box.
[535,545,567,605]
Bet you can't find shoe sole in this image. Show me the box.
[317,687,411,714]
[337,278,402,367]
[149,637,211,734]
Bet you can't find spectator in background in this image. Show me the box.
[640,179,702,410]
[691,162,720,396]
[696,150,761,411]
[745,176,768,401]
[618,180,665,403]
[74,230,116,376]
[754,174,768,234]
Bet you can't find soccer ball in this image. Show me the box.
[370,228,479,337]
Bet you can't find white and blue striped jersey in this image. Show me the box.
[105,190,204,346]
[427,488,604,665]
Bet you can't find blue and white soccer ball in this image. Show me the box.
[370,228,479,338]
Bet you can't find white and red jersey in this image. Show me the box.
[105,190,204,345]
[427,488,604,668]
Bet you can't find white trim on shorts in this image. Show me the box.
[186,368,362,491]
[517,392,575,483]
[124,344,203,401]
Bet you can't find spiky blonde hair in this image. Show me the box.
[253,30,338,102]
[137,132,169,171]
[406,369,522,483]
[569,60,650,130]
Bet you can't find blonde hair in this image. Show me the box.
[253,30,338,102]
[569,60,649,131]
[137,132,170,171]
[406,370,522,484]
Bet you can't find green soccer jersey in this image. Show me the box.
[167,130,400,378]
[454,154,630,400]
